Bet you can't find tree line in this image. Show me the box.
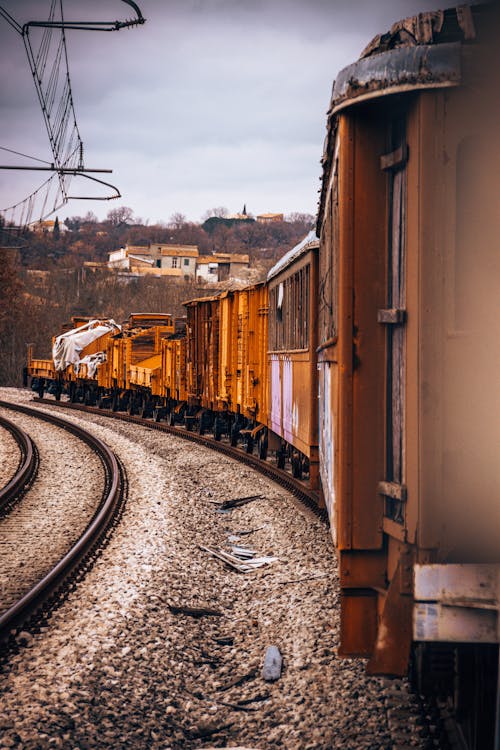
[10,207,315,270]
[0,206,315,386]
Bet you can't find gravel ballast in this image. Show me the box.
[0,404,104,612]
[0,388,427,749]
[0,420,21,490]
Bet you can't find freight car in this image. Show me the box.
[24,4,500,745]
[184,284,270,449]
[317,4,500,746]
[267,231,319,484]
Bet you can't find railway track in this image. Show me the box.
[0,401,126,651]
[0,413,38,517]
[29,397,454,749]
[32,396,325,520]
[0,389,437,749]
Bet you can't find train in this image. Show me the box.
[26,4,500,748]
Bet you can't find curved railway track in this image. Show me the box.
[0,414,38,517]
[32,396,325,520]
[0,400,126,649]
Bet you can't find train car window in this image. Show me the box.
[384,115,407,525]
[269,267,310,351]
[318,155,338,343]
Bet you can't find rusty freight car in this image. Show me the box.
[317,4,500,747]
[184,285,269,445]
[267,231,319,485]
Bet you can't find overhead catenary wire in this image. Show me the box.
[0,146,52,165]
[0,0,145,231]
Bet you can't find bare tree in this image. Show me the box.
[107,206,135,226]
[168,212,187,229]
[201,206,229,221]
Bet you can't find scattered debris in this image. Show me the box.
[236,692,270,705]
[199,545,278,573]
[231,545,258,558]
[262,645,283,682]
[278,573,330,585]
[217,667,258,692]
[218,700,259,712]
[234,526,265,536]
[218,494,264,511]
[212,636,234,646]
[227,527,265,543]
[168,604,223,618]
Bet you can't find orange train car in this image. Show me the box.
[266,232,319,485]
[100,313,175,414]
[317,4,500,745]
[184,295,221,414]
[183,285,270,446]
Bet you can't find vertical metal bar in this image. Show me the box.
[494,646,500,750]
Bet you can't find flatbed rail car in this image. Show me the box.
[317,4,500,746]
[99,313,175,413]
[267,232,319,486]
[27,317,120,400]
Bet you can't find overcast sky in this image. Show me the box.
[0,0,468,224]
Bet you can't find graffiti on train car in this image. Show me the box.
[319,363,335,536]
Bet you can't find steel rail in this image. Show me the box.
[0,414,37,513]
[0,400,122,641]
[32,398,326,521]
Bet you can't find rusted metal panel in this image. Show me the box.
[238,283,269,423]
[267,242,318,460]
[340,550,387,590]
[218,292,235,407]
[331,43,461,116]
[367,556,414,676]
[339,590,378,657]
[161,337,187,401]
[350,112,386,552]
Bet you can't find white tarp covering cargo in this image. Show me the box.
[52,320,120,373]
[78,351,108,378]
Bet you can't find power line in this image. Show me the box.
[0,1,145,230]
[0,146,52,165]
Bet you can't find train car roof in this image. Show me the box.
[183,293,223,307]
[317,2,496,231]
[267,230,319,282]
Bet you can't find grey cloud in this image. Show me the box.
[0,0,477,223]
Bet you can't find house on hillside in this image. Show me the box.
[256,213,284,223]
[196,252,250,283]
[150,244,198,276]
[29,219,68,234]
[107,243,199,278]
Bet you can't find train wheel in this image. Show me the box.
[292,455,303,479]
[277,451,286,470]
[246,436,254,454]
[258,437,268,460]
